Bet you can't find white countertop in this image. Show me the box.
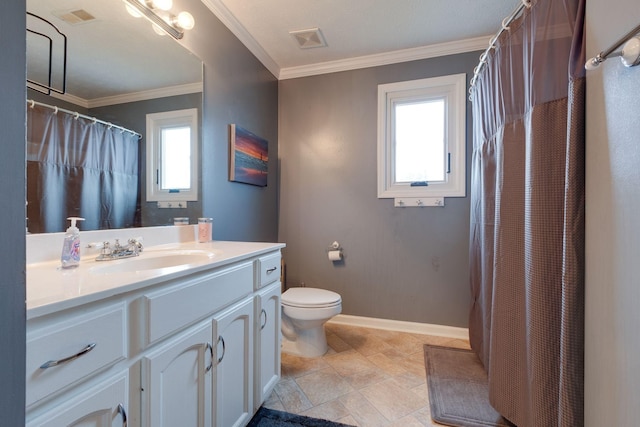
[27,226,284,319]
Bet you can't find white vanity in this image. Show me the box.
[25,226,284,427]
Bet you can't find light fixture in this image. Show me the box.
[122,0,194,40]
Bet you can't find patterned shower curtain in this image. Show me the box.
[27,104,140,233]
[468,0,585,425]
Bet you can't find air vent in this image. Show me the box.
[54,9,96,25]
[289,28,327,49]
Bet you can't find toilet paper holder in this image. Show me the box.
[326,241,343,261]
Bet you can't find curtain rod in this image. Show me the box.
[585,22,640,70]
[27,99,142,139]
[468,0,532,100]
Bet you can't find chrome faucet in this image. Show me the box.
[95,238,144,261]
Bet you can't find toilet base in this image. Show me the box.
[281,326,328,358]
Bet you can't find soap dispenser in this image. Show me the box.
[61,217,84,269]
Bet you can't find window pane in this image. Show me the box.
[394,99,445,183]
[161,126,191,190]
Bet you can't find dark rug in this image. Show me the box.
[424,345,515,427]
[247,407,354,427]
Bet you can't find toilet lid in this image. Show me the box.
[282,287,342,308]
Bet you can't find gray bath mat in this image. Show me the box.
[424,345,515,427]
[247,406,354,427]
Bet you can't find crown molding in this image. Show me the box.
[200,0,280,78]
[50,82,203,109]
[278,36,490,80]
[50,91,90,109]
[87,82,203,108]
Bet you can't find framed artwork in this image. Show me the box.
[229,124,268,187]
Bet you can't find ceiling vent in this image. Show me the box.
[289,28,327,49]
[53,9,96,25]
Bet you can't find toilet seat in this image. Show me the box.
[282,287,342,309]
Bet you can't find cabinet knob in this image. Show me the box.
[205,342,214,373]
[260,308,268,330]
[117,403,128,427]
[216,336,226,364]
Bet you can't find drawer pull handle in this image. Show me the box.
[260,308,268,330]
[117,403,128,427]
[205,342,214,373]
[266,267,277,274]
[40,342,97,369]
[216,336,226,364]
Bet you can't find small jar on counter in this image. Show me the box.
[198,217,213,242]
[174,217,189,226]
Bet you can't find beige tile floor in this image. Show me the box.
[263,322,471,426]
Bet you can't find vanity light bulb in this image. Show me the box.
[176,11,195,30]
[152,23,167,36]
[150,0,172,11]
[125,3,142,18]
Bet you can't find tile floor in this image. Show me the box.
[263,322,471,427]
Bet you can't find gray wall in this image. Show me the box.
[1,0,26,425]
[278,52,478,328]
[179,0,279,243]
[584,0,640,425]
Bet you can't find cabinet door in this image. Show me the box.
[255,282,281,409]
[214,297,254,427]
[142,320,213,427]
[27,372,128,427]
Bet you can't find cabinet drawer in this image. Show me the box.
[255,252,281,289]
[26,303,127,408]
[143,261,253,346]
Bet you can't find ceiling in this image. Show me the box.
[26,0,517,103]
[203,0,517,79]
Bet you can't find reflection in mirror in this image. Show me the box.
[26,0,203,234]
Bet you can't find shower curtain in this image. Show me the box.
[469,0,585,426]
[27,104,140,233]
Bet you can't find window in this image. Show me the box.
[146,108,198,203]
[377,74,466,205]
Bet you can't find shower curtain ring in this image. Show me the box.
[53,106,58,115]
[29,100,35,108]
[74,112,80,120]
[489,35,498,49]
[521,0,532,8]
[501,17,510,31]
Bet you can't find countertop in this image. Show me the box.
[27,239,284,320]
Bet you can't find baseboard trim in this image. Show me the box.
[328,314,469,340]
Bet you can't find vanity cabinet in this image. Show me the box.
[254,282,281,409]
[141,321,213,427]
[214,297,254,427]
[27,372,129,427]
[26,244,283,427]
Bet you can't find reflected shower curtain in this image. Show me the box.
[469,0,585,426]
[27,104,139,233]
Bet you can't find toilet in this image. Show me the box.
[280,287,342,357]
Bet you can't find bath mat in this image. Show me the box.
[247,406,354,427]
[424,345,515,427]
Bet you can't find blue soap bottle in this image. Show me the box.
[61,217,84,269]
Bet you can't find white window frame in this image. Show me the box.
[146,108,199,202]
[377,74,466,201]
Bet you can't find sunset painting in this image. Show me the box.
[229,124,268,187]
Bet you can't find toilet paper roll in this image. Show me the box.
[328,250,342,261]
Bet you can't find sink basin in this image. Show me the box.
[89,251,215,275]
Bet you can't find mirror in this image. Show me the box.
[26,0,203,233]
